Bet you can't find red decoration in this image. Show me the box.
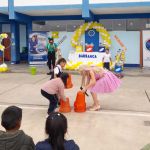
[85,44,94,52]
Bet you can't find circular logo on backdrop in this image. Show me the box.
[145,39,150,51]
[88,30,95,37]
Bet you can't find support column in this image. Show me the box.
[26,22,32,46]
[82,0,95,21]
[8,0,15,19]
[140,31,143,68]
[10,21,20,64]
[82,0,89,18]
[26,22,32,62]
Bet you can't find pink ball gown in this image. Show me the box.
[89,70,121,93]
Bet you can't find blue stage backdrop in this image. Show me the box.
[85,29,99,52]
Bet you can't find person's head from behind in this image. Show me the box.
[57,58,66,69]
[105,49,109,54]
[46,112,67,150]
[60,72,69,87]
[1,106,22,131]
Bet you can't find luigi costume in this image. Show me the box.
[46,37,58,75]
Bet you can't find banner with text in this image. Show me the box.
[143,31,150,67]
[68,52,105,63]
[29,32,47,65]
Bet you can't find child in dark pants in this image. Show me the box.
[46,37,58,75]
[102,49,112,70]
[41,73,69,114]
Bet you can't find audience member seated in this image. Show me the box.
[36,112,79,150]
[0,106,35,150]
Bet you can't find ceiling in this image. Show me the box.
[91,6,150,14]
[33,20,84,31]
[16,9,82,16]
[0,4,150,17]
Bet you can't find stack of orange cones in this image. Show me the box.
[59,97,71,113]
[66,74,73,89]
[74,91,86,112]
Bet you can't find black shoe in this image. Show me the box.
[47,72,52,75]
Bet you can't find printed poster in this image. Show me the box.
[143,31,150,67]
[29,32,47,65]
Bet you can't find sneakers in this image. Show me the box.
[47,72,52,75]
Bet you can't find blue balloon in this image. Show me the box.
[114,65,122,73]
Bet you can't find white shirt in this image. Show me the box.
[103,53,111,63]
[54,65,62,75]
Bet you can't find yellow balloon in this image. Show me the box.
[71,22,111,49]
[3,67,7,72]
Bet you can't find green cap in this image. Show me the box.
[48,37,53,41]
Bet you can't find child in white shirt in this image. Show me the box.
[50,58,66,80]
[102,49,112,70]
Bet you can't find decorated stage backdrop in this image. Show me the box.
[143,31,150,67]
[28,23,141,67]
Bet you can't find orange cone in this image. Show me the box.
[59,97,71,113]
[66,74,73,89]
[74,91,86,112]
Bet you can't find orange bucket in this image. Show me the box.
[59,97,71,113]
[74,91,86,112]
[66,74,73,89]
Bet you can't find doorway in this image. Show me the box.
[0,33,11,62]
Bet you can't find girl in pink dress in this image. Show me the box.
[80,66,121,111]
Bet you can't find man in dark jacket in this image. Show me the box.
[0,106,35,150]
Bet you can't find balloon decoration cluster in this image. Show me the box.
[71,22,111,49]
[0,33,7,51]
[0,33,9,72]
[112,35,127,73]
[65,61,104,70]
[66,22,112,70]
[110,49,125,73]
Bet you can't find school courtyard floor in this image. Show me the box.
[0,64,150,150]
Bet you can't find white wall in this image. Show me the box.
[89,0,150,4]
[14,0,82,6]
[0,0,8,7]
[2,24,10,33]
[110,31,140,64]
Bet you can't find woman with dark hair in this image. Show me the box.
[41,73,69,114]
[36,112,79,150]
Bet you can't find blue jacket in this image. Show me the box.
[36,139,79,150]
